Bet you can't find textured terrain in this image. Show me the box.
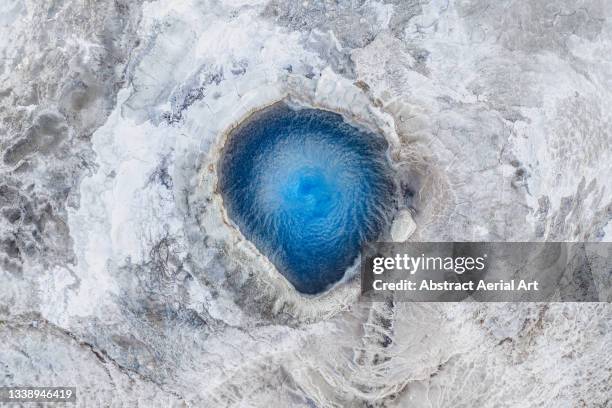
[0,0,611,406]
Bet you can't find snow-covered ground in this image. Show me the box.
[1,0,610,406]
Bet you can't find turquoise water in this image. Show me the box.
[219,103,394,294]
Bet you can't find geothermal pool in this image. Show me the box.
[219,103,394,294]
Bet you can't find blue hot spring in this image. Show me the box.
[219,103,395,294]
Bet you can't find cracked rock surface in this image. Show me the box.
[1,0,610,406]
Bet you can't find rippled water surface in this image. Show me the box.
[219,103,394,293]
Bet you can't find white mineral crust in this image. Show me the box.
[0,0,610,406]
[390,209,417,242]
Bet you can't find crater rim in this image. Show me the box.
[213,98,400,296]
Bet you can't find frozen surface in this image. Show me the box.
[0,0,611,406]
